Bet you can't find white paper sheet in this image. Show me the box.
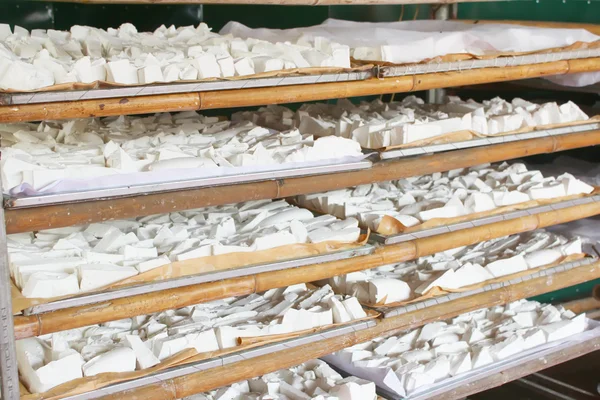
[221,20,599,65]
[547,217,600,245]
[7,155,370,197]
[323,319,600,399]
[544,71,600,87]
[523,155,600,186]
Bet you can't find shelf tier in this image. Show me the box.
[5,128,600,234]
[55,259,600,400]
[13,197,600,339]
[1,57,599,123]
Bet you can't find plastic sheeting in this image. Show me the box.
[221,19,600,65]
[6,155,370,198]
[545,72,600,88]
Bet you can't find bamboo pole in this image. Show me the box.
[462,20,600,36]
[562,296,600,315]
[198,60,581,110]
[0,93,200,123]
[13,199,600,339]
[593,284,600,301]
[99,260,600,400]
[2,58,600,123]
[6,129,600,234]
[14,277,257,338]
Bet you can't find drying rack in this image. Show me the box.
[1,13,600,400]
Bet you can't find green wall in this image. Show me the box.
[0,2,431,31]
[2,0,600,31]
[459,0,600,23]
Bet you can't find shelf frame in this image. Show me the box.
[1,17,599,400]
[0,176,19,400]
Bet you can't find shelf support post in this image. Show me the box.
[0,164,20,400]
[427,4,451,104]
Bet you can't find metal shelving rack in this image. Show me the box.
[1,6,600,400]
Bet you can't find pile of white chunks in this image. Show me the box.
[333,300,587,396]
[0,23,350,90]
[1,111,362,193]
[17,283,368,393]
[232,96,589,148]
[298,162,594,232]
[9,200,361,298]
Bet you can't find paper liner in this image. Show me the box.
[0,64,372,94]
[20,382,31,396]
[19,310,379,400]
[376,188,600,236]
[364,253,588,309]
[20,349,198,400]
[355,40,600,67]
[377,130,476,151]
[368,115,600,152]
[11,234,369,315]
[237,308,379,347]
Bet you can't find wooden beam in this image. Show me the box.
[6,129,600,234]
[98,260,600,400]
[13,199,600,339]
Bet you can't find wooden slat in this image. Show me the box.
[13,199,600,339]
[6,129,600,234]
[2,57,600,123]
[98,260,600,400]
